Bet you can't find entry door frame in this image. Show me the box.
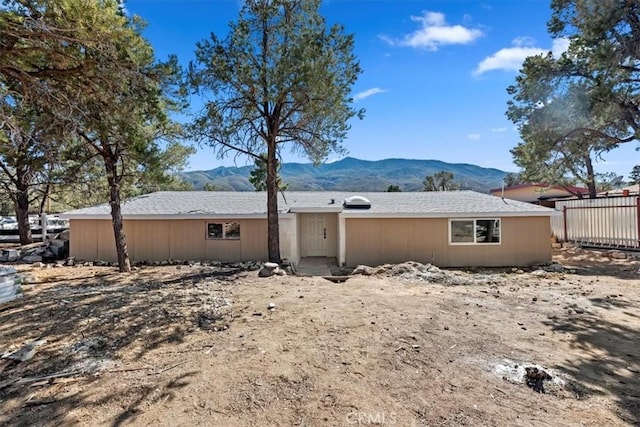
[304,213,327,257]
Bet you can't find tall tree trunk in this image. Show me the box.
[39,183,51,215]
[14,183,33,245]
[14,167,33,245]
[584,155,597,198]
[266,139,281,263]
[105,158,131,272]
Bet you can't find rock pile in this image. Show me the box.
[351,261,567,286]
[258,262,287,277]
[0,230,69,264]
[351,261,501,285]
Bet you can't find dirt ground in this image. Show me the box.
[1,247,639,427]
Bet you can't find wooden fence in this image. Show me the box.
[551,196,640,249]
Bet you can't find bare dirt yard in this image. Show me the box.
[1,247,639,427]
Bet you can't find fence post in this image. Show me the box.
[637,197,640,249]
[563,205,568,243]
[41,212,47,242]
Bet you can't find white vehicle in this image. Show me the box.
[0,217,18,230]
[0,215,69,231]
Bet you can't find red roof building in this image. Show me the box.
[490,183,590,206]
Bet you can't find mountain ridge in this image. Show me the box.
[183,156,510,192]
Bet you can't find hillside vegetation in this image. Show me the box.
[184,157,508,192]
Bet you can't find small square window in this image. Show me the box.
[476,219,500,243]
[206,222,241,240]
[207,223,223,239]
[450,219,500,245]
[450,220,474,243]
[224,222,241,239]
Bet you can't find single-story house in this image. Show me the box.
[490,183,590,206]
[60,191,557,268]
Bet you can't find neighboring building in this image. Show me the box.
[597,184,640,197]
[60,191,557,268]
[490,183,590,206]
[550,185,640,249]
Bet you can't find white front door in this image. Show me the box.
[306,214,327,256]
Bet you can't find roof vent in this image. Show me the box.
[343,195,371,209]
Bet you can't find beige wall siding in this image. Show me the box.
[95,220,117,261]
[70,215,551,266]
[69,220,99,261]
[169,220,206,261]
[128,220,171,261]
[69,218,268,263]
[237,219,268,260]
[344,217,551,267]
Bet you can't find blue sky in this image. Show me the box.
[127,0,638,178]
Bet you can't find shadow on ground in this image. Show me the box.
[553,248,640,280]
[543,298,640,425]
[0,266,241,426]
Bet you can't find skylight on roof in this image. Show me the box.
[343,195,371,209]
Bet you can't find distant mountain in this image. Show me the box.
[183,157,510,193]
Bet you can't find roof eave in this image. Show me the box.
[61,213,295,220]
[340,211,558,218]
[288,207,344,213]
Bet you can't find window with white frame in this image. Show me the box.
[206,222,241,240]
[449,219,501,244]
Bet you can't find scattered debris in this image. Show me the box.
[195,296,232,330]
[351,265,375,276]
[0,370,83,390]
[64,337,113,373]
[608,250,627,260]
[153,361,188,375]
[543,263,565,273]
[0,249,20,262]
[492,359,565,394]
[1,339,47,362]
[21,255,43,264]
[525,366,553,393]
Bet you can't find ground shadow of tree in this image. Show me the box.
[0,265,243,426]
[553,247,640,280]
[543,298,640,424]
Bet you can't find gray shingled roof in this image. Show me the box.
[60,191,556,219]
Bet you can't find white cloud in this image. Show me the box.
[511,36,537,47]
[354,87,388,102]
[551,38,570,57]
[474,46,545,75]
[474,37,570,75]
[381,11,484,51]
[467,133,481,140]
[491,127,508,133]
